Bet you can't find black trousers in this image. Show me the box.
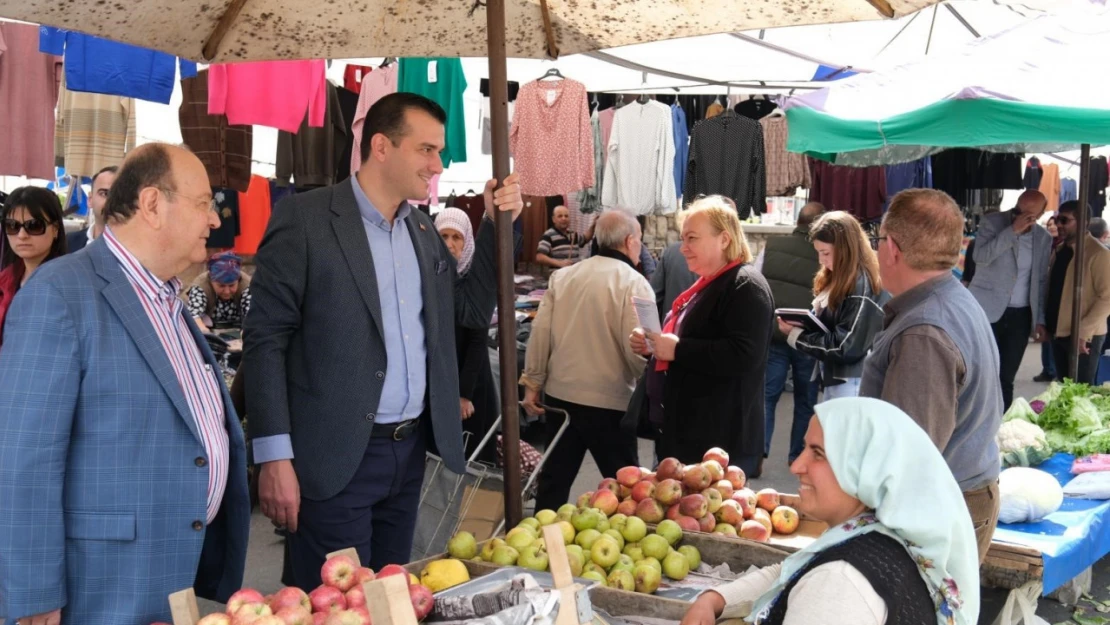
[282,424,427,588]
[991,306,1032,411]
[1054,335,1107,385]
[533,395,639,513]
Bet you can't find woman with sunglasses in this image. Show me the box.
[0,186,67,347]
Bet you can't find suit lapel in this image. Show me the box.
[405,213,439,348]
[331,183,386,343]
[90,241,203,445]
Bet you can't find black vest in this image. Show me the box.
[763,533,936,625]
[761,230,821,341]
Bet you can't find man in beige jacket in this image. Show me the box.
[521,209,653,511]
[1052,200,1110,383]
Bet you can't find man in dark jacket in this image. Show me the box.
[66,166,117,253]
[758,201,824,463]
[651,213,697,320]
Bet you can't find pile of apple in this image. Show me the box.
[448,509,701,594]
[175,555,434,625]
[584,447,800,543]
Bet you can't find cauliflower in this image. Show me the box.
[997,419,1053,468]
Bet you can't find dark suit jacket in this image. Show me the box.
[67,227,89,253]
[243,181,505,501]
[656,263,774,462]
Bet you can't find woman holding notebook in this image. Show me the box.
[777,211,888,400]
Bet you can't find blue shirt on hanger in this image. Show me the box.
[672,103,689,200]
[40,27,196,105]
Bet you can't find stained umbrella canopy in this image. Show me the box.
[782,0,1110,166]
[1,0,940,62]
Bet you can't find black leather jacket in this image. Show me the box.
[790,272,889,384]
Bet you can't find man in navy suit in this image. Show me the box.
[0,143,251,625]
[66,165,117,254]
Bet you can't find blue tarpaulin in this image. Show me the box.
[992,453,1110,594]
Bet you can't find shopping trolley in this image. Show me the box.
[410,403,570,561]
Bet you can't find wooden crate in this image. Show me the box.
[981,542,1045,590]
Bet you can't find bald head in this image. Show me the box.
[104,143,203,223]
[595,210,640,250]
[797,202,827,229]
[882,189,964,272]
[552,205,570,232]
[1016,190,1048,219]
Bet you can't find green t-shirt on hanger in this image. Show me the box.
[398,57,468,168]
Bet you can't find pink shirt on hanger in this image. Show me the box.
[350,64,399,173]
[208,60,326,133]
[510,78,595,197]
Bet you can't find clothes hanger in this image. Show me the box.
[538,67,565,81]
[380,57,396,68]
[637,93,651,104]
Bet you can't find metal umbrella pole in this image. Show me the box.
[1069,144,1092,381]
[486,0,523,528]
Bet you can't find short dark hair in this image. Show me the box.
[91,165,119,188]
[2,186,68,270]
[103,144,175,222]
[1059,200,1092,219]
[359,92,447,162]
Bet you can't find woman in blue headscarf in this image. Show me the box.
[184,251,252,333]
[681,397,979,625]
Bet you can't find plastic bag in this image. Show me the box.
[989,582,1050,625]
[998,468,1064,523]
[1072,454,1110,474]
[1063,472,1110,499]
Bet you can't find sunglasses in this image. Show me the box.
[2,218,50,236]
[1056,216,1074,225]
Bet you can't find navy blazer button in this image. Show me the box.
[192,520,204,531]
[366,413,375,422]
[195,457,207,467]
[376,371,384,379]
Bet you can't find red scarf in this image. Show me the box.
[655,259,742,372]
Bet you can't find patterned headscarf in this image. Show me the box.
[207,251,242,285]
[435,208,476,275]
[748,397,979,625]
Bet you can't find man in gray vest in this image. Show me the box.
[759,201,825,464]
[861,189,1002,564]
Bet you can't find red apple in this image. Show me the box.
[323,611,365,625]
[616,498,638,516]
[410,583,435,620]
[665,503,681,521]
[756,488,781,512]
[702,460,724,483]
[590,489,620,516]
[679,494,708,519]
[675,515,699,532]
[321,555,359,592]
[713,480,734,499]
[631,480,656,502]
[350,607,371,625]
[274,606,313,625]
[344,586,366,608]
[619,484,632,499]
[752,508,773,533]
[703,447,730,468]
[732,488,757,518]
[198,615,232,625]
[597,478,620,496]
[714,523,738,537]
[634,498,664,523]
[639,467,653,478]
[227,589,267,615]
[231,603,273,624]
[269,587,311,613]
[726,465,746,491]
[682,464,712,492]
[698,514,716,533]
[771,506,800,535]
[655,479,683,506]
[309,585,347,613]
[655,457,685,482]
[702,488,724,514]
[312,613,328,625]
[377,564,410,582]
[616,466,643,488]
[576,491,594,508]
[715,500,743,526]
[246,617,285,625]
[739,519,770,542]
[356,567,375,584]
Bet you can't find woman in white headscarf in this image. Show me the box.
[681,397,979,625]
[436,208,496,461]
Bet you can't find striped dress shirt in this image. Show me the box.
[103,229,229,523]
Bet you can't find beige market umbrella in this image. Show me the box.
[0,0,944,526]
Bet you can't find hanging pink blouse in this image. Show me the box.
[509,78,595,197]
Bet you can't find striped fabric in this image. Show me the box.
[55,71,136,177]
[103,229,229,523]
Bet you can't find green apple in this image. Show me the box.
[603,529,626,552]
[608,514,629,533]
[581,570,607,587]
[535,509,559,526]
[607,569,635,592]
[655,520,683,546]
[575,529,602,551]
[506,527,536,551]
[641,534,670,561]
[518,517,541,532]
[584,562,608,577]
[447,531,478,559]
[640,557,662,574]
[518,544,549,572]
[565,544,585,563]
[633,563,662,594]
[623,544,644,562]
[591,536,621,569]
[556,520,576,545]
[679,545,701,570]
[566,549,585,577]
[595,518,611,534]
[610,555,635,575]
[481,538,506,562]
[491,544,519,566]
[662,550,690,580]
[571,507,600,532]
[620,516,648,543]
[557,503,577,521]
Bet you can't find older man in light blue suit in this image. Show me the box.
[968,189,1053,410]
[0,144,250,625]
